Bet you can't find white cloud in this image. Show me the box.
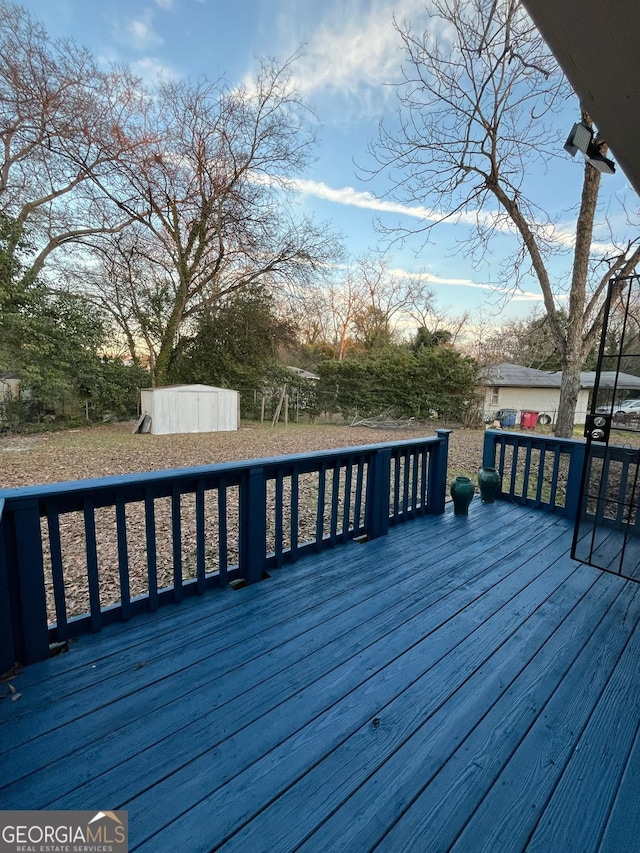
[289,177,438,220]
[288,176,620,255]
[119,9,163,51]
[131,57,182,86]
[386,266,544,301]
[154,0,174,8]
[282,0,429,99]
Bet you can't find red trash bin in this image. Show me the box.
[520,410,539,429]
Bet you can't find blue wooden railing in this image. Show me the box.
[482,429,586,517]
[0,430,450,671]
[577,442,640,532]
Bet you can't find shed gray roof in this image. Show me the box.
[142,384,237,393]
[480,364,640,391]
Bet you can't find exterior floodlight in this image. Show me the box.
[586,148,616,174]
[564,122,592,156]
[564,121,616,175]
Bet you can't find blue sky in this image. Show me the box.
[22,0,639,325]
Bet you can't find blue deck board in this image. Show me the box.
[129,517,574,849]
[2,507,554,809]
[2,500,640,852]
[0,503,525,755]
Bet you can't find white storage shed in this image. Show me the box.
[139,384,239,435]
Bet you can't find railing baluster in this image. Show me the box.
[291,465,299,559]
[522,444,533,501]
[196,481,206,594]
[171,484,183,602]
[342,459,353,542]
[115,496,131,621]
[420,448,428,510]
[274,472,284,567]
[145,490,158,611]
[315,462,326,550]
[411,450,419,517]
[619,456,630,526]
[218,482,228,585]
[354,458,364,534]
[535,447,547,506]
[330,463,340,546]
[549,446,561,506]
[510,441,519,497]
[392,452,400,520]
[402,449,411,520]
[83,499,101,632]
[46,505,68,640]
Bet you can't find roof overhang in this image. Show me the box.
[522,0,640,196]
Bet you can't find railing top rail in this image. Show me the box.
[485,429,585,450]
[0,432,447,505]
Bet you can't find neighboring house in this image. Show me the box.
[0,371,21,401]
[286,366,320,382]
[480,363,640,425]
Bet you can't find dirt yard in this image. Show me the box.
[0,421,486,489]
[0,422,487,621]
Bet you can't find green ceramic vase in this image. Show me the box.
[477,467,501,503]
[450,476,475,516]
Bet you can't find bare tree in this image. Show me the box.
[0,2,148,276]
[368,0,640,436]
[78,226,174,381]
[85,57,341,385]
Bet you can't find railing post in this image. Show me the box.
[482,430,498,468]
[239,466,266,584]
[428,429,452,514]
[365,448,391,539]
[1,500,49,666]
[564,440,587,521]
[0,501,16,674]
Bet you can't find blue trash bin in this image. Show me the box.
[498,408,517,428]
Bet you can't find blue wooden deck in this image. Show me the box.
[2,498,640,852]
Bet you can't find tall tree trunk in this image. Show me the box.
[555,355,582,438]
[555,126,601,438]
[153,297,185,387]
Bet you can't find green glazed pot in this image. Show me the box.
[477,466,501,503]
[450,476,475,516]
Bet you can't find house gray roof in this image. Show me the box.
[480,363,640,391]
[286,366,320,381]
[580,371,640,390]
[480,364,561,387]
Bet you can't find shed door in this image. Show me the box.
[197,392,217,431]
[572,274,640,582]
